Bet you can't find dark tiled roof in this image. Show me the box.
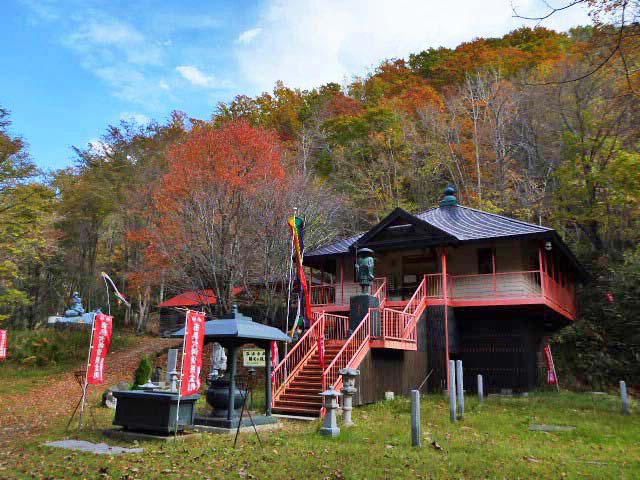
[305,232,363,257]
[416,206,552,240]
[305,206,551,257]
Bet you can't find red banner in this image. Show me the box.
[543,344,558,385]
[87,314,113,385]
[0,330,7,360]
[181,311,206,397]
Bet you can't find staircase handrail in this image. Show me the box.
[400,275,428,339]
[272,311,324,400]
[322,309,372,392]
[373,277,387,308]
[402,275,426,315]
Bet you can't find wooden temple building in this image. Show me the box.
[271,188,586,417]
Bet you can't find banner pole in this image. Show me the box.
[79,315,97,431]
[284,207,297,357]
[175,310,188,440]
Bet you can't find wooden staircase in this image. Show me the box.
[271,276,429,418]
[272,341,344,416]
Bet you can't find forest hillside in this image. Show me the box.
[1,19,638,389]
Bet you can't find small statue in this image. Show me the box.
[209,342,227,381]
[64,292,85,317]
[355,248,375,294]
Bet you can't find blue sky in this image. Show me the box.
[1,0,590,170]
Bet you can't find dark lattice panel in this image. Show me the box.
[455,311,544,393]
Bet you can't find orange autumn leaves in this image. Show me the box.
[130,120,288,290]
[158,120,285,207]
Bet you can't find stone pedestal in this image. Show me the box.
[349,295,379,334]
[319,386,341,438]
[339,368,360,427]
[112,391,200,434]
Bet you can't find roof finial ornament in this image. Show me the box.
[439,185,459,207]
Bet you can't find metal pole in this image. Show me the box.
[456,360,464,418]
[449,360,456,423]
[620,380,630,416]
[477,374,484,402]
[78,316,97,430]
[411,390,421,447]
[265,342,272,416]
[175,311,188,439]
[227,345,238,422]
[284,208,297,356]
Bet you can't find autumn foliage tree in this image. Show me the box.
[141,120,286,316]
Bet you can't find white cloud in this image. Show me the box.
[237,28,262,44]
[236,0,591,91]
[87,138,112,156]
[64,18,163,66]
[159,80,171,91]
[176,65,231,89]
[120,112,151,124]
[20,0,59,23]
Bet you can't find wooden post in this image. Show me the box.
[449,360,456,423]
[456,360,464,418]
[538,244,545,298]
[441,248,450,393]
[411,390,422,447]
[265,342,272,416]
[492,246,497,295]
[620,380,630,416]
[340,258,344,305]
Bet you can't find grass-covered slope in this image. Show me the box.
[1,392,637,479]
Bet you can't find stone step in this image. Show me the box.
[271,405,319,416]
[274,399,323,409]
[279,393,322,402]
[283,388,322,396]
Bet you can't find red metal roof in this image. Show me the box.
[158,287,244,308]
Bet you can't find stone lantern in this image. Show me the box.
[339,368,360,427]
[319,385,341,437]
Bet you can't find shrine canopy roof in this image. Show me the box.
[306,205,553,257]
[158,287,244,308]
[304,198,587,280]
[169,305,290,343]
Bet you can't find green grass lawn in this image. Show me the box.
[1,391,638,479]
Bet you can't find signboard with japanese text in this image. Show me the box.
[543,344,558,385]
[243,348,266,367]
[87,314,113,385]
[180,311,206,396]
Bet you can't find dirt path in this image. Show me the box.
[0,336,180,449]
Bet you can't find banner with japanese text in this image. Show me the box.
[543,344,558,385]
[87,314,113,385]
[0,330,7,360]
[181,311,206,397]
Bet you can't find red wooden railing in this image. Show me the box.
[424,273,444,298]
[322,276,425,393]
[272,312,324,400]
[322,309,373,392]
[372,277,387,308]
[272,311,349,402]
[448,271,542,299]
[323,313,350,340]
[311,277,387,307]
[541,269,576,317]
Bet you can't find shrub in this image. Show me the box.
[5,327,132,367]
[133,355,153,387]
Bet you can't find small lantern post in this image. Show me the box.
[319,385,341,437]
[339,368,360,427]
